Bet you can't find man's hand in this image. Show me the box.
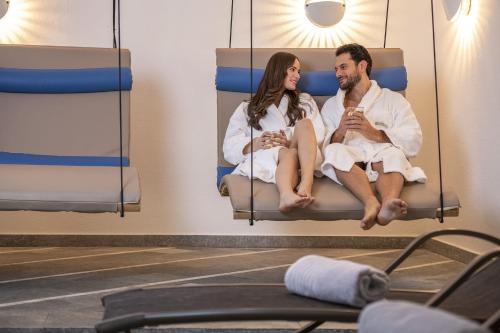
[346,112,388,142]
[331,109,350,143]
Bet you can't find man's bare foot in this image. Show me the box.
[279,192,310,213]
[360,197,381,230]
[377,198,408,226]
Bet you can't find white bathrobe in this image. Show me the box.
[223,93,325,183]
[320,81,427,184]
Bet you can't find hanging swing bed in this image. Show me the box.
[0,1,140,215]
[217,47,459,222]
[217,2,459,224]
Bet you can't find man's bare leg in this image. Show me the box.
[276,148,309,212]
[335,165,380,230]
[288,119,317,207]
[372,162,407,226]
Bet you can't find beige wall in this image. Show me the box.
[0,0,498,252]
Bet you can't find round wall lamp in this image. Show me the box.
[442,0,471,21]
[305,0,345,28]
[0,0,9,20]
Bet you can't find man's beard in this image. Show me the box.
[339,72,361,92]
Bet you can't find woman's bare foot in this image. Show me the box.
[279,192,310,213]
[296,180,314,208]
[377,198,408,226]
[296,179,312,197]
[360,197,381,230]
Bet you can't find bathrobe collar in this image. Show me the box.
[336,80,382,114]
[254,94,291,131]
[274,94,289,115]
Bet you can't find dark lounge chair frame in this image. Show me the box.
[95,229,500,333]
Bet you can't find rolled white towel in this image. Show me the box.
[358,301,491,333]
[284,255,389,307]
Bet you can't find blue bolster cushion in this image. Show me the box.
[0,67,132,93]
[0,152,130,167]
[217,166,236,188]
[216,66,407,95]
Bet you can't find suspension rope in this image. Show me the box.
[249,0,254,226]
[112,0,117,48]
[383,0,390,48]
[116,0,125,217]
[430,0,445,222]
[229,0,234,48]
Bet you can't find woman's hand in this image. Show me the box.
[243,130,289,154]
[266,130,290,148]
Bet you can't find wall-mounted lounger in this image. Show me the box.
[216,48,459,221]
[0,45,140,213]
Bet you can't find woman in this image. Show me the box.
[223,52,325,212]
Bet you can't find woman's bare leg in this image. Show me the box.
[372,162,407,226]
[335,165,381,230]
[276,148,309,212]
[288,119,317,206]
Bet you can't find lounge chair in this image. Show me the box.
[95,229,500,333]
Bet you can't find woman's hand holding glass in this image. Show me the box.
[244,130,290,154]
[256,130,289,150]
[263,130,289,149]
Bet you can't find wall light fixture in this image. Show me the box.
[0,0,9,20]
[305,0,345,28]
[442,0,471,21]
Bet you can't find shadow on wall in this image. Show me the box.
[439,0,485,78]
[438,0,499,244]
[131,75,174,220]
[257,0,384,48]
[0,0,54,43]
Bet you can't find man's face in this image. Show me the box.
[335,53,361,91]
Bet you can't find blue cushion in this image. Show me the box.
[217,166,236,187]
[0,67,132,93]
[0,152,130,167]
[215,66,407,95]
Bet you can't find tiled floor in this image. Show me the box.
[0,246,466,332]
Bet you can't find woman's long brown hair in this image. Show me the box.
[247,52,304,130]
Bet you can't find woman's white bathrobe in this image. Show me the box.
[320,81,427,184]
[223,93,325,183]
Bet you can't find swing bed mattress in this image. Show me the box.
[221,175,459,221]
[0,164,140,213]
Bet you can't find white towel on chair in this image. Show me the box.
[284,255,390,307]
[358,301,490,333]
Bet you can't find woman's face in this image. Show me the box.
[283,58,301,90]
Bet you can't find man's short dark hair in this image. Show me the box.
[335,43,372,77]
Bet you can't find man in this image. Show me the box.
[320,43,426,230]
